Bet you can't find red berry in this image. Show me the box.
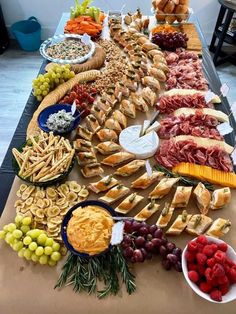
[205,268,213,281]
[225,257,234,267]
[214,250,226,264]
[229,268,236,283]
[196,243,204,252]
[218,242,228,252]
[210,289,222,302]
[207,258,216,268]
[212,263,225,278]
[196,253,207,265]
[197,235,208,245]
[210,243,218,253]
[187,241,198,252]
[199,281,212,293]
[185,251,195,262]
[202,245,214,257]
[188,270,199,283]
[198,264,206,276]
[217,275,229,285]
[187,263,198,271]
[219,283,230,296]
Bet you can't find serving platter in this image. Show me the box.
[39,34,95,64]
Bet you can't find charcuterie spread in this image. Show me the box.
[1,0,236,309]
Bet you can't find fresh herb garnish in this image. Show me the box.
[55,246,136,299]
[153,164,214,191]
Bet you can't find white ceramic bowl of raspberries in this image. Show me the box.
[182,235,236,303]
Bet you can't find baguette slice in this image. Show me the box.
[156,203,174,228]
[172,135,234,154]
[171,186,192,208]
[149,177,180,199]
[186,214,213,236]
[95,141,121,155]
[206,218,231,238]
[163,89,221,103]
[173,108,229,123]
[88,175,119,194]
[193,182,211,215]
[210,187,231,210]
[115,160,146,177]
[131,171,164,189]
[115,193,144,214]
[134,201,160,222]
[99,185,130,204]
[166,211,192,235]
[81,163,104,178]
[101,152,135,167]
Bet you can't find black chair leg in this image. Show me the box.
[209,6,226,52]
[213,10,234,65]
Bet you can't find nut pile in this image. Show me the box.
[14,182,89,241]
[93,39,128,93]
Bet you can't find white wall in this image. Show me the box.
[1,0,220,43]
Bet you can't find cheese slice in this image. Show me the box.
[162,89,221,103]
[173,108,229,123]
[119,125,159,159]
[172,135,234,154]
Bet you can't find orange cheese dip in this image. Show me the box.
[67,205,114,255]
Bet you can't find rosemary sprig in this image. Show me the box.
[55,246,136,299]
[153,164,214,190]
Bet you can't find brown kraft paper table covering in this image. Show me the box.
[1,14,236,314]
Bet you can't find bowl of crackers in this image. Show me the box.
[12,131,75,187]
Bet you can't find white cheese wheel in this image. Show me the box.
[119,125,159,159]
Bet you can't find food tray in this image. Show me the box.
[39,34,95,64]
[154,8,193,24]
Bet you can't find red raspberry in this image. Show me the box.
[197,235,208,245]
[197,243,204,252]
[207,257,216,268]
[225,257,234,267]
[187,263,198,271]
[214,250,226,264]
[199,281,212,293]
[210,289,222,302]
[218,242,228,252]
[217,275,229,285]
[202,245,214,257]
[187,241,198,252]
[219,283,230,296]
[229,268,236,283]
[196,253,207,265]
[198,264,206,276]
[210,243,218,253]
[188,270,199,283]
[185,251,195,262]
[205,268,213,281]
[212,263,225,278]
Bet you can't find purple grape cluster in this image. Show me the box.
[152,31,188,51]
[121,220,182,272]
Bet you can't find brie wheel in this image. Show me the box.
[119,125,159,159]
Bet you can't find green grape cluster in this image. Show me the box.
[0,215,63,266]
[32,64,75,102]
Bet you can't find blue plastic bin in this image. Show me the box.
[10,16,41,51]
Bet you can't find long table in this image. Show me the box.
[0,13,236,314]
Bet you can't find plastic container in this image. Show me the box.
[10,16,41,51]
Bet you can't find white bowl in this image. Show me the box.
[182,236,236,303]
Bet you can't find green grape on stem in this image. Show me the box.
[13,241,24,252]
[23,236,32,246]
[39,254,48,265]
[35,246,44,256]
[18,248,26,258]
[51,252,61,262]
[31,253,39,263]
[24,249,32,260]
[21,225,30,234]
[0,230,6,239]
[22,217,32,226]
[29,242,38,251]
[12,229,23,239]
[52,242,60,252]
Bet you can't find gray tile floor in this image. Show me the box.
[0,46,235,167]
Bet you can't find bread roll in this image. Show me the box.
[179,0,189,5]
[163,0,175,13]
[175,4,188,14]
[165,15,177,23]
[157,0,168,10]
[155,10,166,22]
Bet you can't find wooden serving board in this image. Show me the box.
[180,23,203,55]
